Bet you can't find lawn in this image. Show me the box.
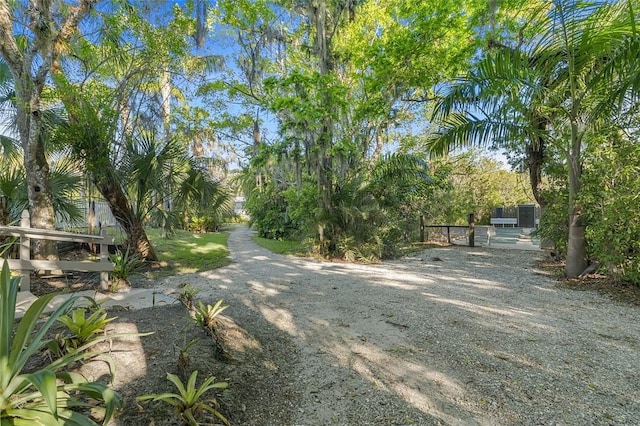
[251,235,305,255]
[144,228,231,277]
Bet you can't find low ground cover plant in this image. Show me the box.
[0,260,121,425]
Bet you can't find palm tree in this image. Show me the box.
[55,81,232,261]
[118,131,231,238]
[430,0,639,277]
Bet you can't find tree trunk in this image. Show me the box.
[0,0,97,260]
[565,129,587,277]
[95,172,158,261]
[16,78,58,261]
[24,132,58,260]
[160,66,172,237]
[526,139,546,208]
[566,211,587,277]
[309,0,336,251]
[527,111,557,249]
[370,125,385,168]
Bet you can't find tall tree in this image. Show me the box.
[216,0,494,256]
[50,1,231,260]
[0,0,97,259]
[430,0,640,277]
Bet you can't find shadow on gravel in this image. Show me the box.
[99,303,302,426]
[212,235,640,425]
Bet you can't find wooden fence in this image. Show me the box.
[0,210,114,292]
[420,214,477,247]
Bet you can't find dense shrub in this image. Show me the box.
[581,140,640,284]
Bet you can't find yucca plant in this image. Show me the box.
[0,260,122,425]
[137,371,229,426]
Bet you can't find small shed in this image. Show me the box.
[491,204,540,228]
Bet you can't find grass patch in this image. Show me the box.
[252,236,305,255]
[145,228,231,277]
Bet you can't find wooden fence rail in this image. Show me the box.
[420,214,476,247]
[0,210,114,292]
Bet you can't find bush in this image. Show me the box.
[0,260,122,424]
[581,140,640,284]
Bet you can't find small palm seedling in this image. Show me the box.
[193,299,228,329]
[137,371,230,426]
[0,260,122,424]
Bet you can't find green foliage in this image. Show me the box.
[581,138,640,284]
[281,182,320,241]
[188,213,226,233]
[0,236,17,258]
[0,166,26,222]
[428,0,640,277]
[136,371,229,426]
[109,247,144,286]
[52,306,116,356]
[175,336,200,382]
[226,0,512,262]
[52,10,233,257]
[336,234,382,264]
[178,284,200,311]
[422,151,533,226]
[146,229,231,276]
[332,153,433,259]
[246,200,283,239]
[224,213,246,224]
[251,236,304,255]
[118,133,232,237]
[244,150,434,260]
[245,187,298,240]
[0,155,84,227]
[0,260,122,425]
[538,187,569,257]
[193,299,229,330]
[334,0,481,92]
[189,216,209,233]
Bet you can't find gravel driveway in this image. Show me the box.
[168,225,640,425]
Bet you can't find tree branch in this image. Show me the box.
[0,0,22,70]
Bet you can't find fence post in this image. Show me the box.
[19,210,31,292]
[468,213,475,247]
[99,228,110,291]
[420,215,425,243]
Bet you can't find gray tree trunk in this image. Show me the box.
[566,212,587,277]
[0,0,97,260]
